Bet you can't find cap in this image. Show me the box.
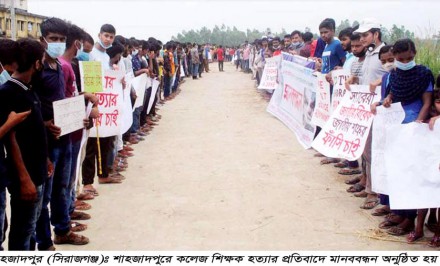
[354,18,381,33]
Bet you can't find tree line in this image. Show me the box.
[172,20,416,47]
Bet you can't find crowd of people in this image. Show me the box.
[233,18,440,248]
[0,14,439,251]
[0,17,217,251]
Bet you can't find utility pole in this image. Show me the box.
[10,0,16,40]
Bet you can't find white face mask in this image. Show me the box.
[382,62,395,72]
[0,62,11,85]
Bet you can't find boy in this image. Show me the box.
[0,38,46,250]
[34,18,89,249]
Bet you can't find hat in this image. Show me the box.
[354,18,381,33]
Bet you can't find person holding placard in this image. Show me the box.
[347,18,387,210]
[59,23,94,234]
[33,17,89,249]
[82,24,122,200]
[378,39,434,241]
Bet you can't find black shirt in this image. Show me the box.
[0,79,48,186]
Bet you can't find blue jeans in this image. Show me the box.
[172,75,179,93]
[130,107,142,134]
[9,184,43,250]
[163,75,171,98]
[36,136,72,250]
[69,137,82,215]
[192,63,199,77]
[188,61,193,76]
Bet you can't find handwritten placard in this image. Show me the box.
[79,61,103,93]
[331,69,349,112]
[312,85,381,160]
[267,53,316,149]
[258,57,279,90]
[89,69,124,138]
[311,73,331,128]
[53,95,85,136]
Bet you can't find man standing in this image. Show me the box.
[34,17,89,249]
[217,45,224,72]
[0,38,46,250]
[190,43,200,79]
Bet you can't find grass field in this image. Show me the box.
[415,39,440,80]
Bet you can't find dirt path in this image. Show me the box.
[61,62,429,250]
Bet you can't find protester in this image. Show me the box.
[0,38,44,250]
[217,45,224,72]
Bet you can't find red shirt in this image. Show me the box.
[217,48,224,61]
[229,49,235,56]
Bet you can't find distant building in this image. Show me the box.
[0,0,47,39]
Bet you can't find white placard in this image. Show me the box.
[330,69,350,112]
[132,73,148,109]
[311,73,331,128]
[371,103,405,195]
[312,85,381,160]
[258,57,279,90]
[386,122,440,209]
[147,79,160,114]
[53,95,85,136]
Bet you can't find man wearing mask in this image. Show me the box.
[190,43,200,79]
[0,38,47,250]
[0,38,33,250]
[290,30,305,54]
[272,37,282,57]
[347,18,387,210]
[33,18,89,250]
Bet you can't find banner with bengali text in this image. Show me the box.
[311,73,331,128]
[79,61,103,93]
[312,85,381,160]
[89,69,124,138]
[257,56,279,90]
[267,53,316,149]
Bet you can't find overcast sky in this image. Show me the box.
[28,0,440,42]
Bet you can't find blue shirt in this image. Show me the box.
[321,39,346,74]
[132,55,143,72]
[381,73,433,123]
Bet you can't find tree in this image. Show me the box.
[335,19,351,36]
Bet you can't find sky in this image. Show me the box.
[27,0,440,42]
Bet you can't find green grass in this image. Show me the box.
[415,39,440,79]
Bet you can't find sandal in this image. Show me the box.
[338,168,362,175]
[70,221,88,232]
[70,211,91,221]
[347,183,365,193]
[379,220,399,229]
[83,188,99,197]
[406,231,424,244]
[428,235,440,248]
[345,175,362,185]
[74,201,91,211]
[334,160,349,168]
[387,226,413,236]
[320,157,341,165]
[76,192,94,201]
[360,198,379,209]
[371,206,391,216]
[54,231,89,245]
[354,191,368,198]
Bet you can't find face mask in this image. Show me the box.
[395,60,416,71]
[291,42,300,47]
[382,62,395,72]
[0,63,11,85]
[132,50,139,56]
[44,38,66,59]
[98,39,112,50]
[76,50,90,61]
